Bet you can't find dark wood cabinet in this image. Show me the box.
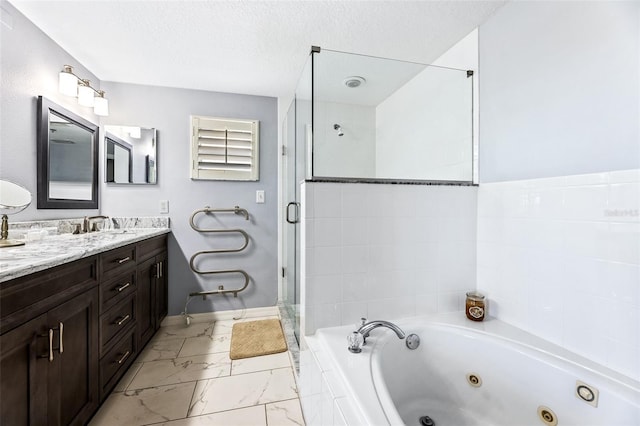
[47,289,99,426]
[137,235,168,348]
[0,314,48,426]
[0,272,99,426]
[1,232,169,425]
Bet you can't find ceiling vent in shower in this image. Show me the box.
[343,76,366,88]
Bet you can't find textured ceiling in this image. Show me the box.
[9,0,505,99]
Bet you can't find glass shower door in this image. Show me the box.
[283,99,300,343]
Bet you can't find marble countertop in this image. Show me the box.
[0,228,171,283]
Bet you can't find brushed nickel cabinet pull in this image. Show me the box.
[48,328,54,361]
[116,350,130,365]
[115,314,130,326]
[117,256,131,264]
[115,282,131,292]
[59,322,64,354]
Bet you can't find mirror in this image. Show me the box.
[37,96,98,209]
[308,49,473,182]
[0,180,32,247]
[104,126,157,184]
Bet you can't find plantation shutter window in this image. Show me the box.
[190,116,259,181]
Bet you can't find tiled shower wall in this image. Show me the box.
[477,169,640,381]
[301,182,478,335]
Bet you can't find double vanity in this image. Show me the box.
[0,223,170,425]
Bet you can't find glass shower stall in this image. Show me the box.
[281,46,474,344]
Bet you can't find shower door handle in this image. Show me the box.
[286,202,299,224]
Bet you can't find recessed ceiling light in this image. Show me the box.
[343,76,366,88]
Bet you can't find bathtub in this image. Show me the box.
[301,313,640,426]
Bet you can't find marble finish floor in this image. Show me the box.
[90,316,305,426]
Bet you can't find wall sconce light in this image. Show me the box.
[58,65,109,116]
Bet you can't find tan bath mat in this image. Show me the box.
[229,318,288,360]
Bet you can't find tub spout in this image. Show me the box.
[357,319,405,344]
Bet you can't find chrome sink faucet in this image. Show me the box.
[82,215,110,233]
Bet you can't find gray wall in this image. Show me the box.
[1,2,280,315]
[479,1,640,182]
[1,0,100,218]
[101,82,278,315]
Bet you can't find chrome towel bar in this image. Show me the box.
[188,205,251,299]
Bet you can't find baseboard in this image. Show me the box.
[160,305,280,327]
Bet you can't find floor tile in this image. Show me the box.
[231,352,291,375]
[266,398,305,426]
[113,362,143,393]
[157,405,266,426]
[154,322,215,341]
[128,353,231,390]
[138,337,185,362]
[89,382,196,425]
[178,334,231,357]
[212,315,280,336]
[188,368,298,417]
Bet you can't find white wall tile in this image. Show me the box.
[608,183,640,223]
[478,170,640,382]
[606,222,640,264]
[341,184,370,218]
[303,182,478,333]
[314,303,342,329]
[314,218,342,247]
[340,302,368,326]
[314,184,342,218]
[609,169,640,184]
[365,184,394,217]
[341,273,368,302]
[307,275,343,305]
[562,185,609,222]
[366,216,394,245]
[313,246,343,275]
[341,217,368,246]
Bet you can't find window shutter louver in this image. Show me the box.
[190,116,259,181]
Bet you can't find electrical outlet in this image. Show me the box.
[159,200,169,214]
[256,190,265,204]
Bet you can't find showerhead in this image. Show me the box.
[334,123,344,137]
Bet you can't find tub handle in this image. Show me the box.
[406,333,420,350]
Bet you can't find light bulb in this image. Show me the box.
[58,65,77,97]
[78,80,94,107]
[93,92,109,116]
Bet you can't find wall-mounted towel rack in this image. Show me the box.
[189,205,251,299]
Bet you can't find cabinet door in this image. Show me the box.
[0,314,48,426]
[137,256,156,347]
[155,252,168,328]
[47,288,99,426]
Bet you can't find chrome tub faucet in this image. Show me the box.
[348,318,406,353]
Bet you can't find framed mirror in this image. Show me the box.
[37,96,99,209]
[104,126,157,184]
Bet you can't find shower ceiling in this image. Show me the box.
[7,0,506,98]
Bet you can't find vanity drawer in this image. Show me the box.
[100,294,136,354]
[100,244,136,278]
[100,328,137,399]
[100,271,136,312]
[137,235,167,262]
[0,256,97,334]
